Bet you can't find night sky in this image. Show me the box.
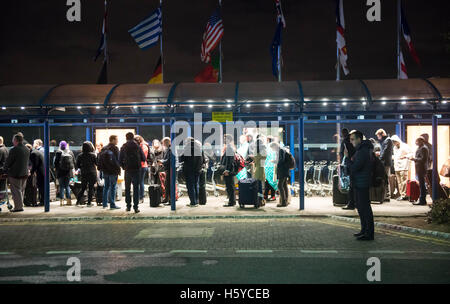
[1,0,449,84]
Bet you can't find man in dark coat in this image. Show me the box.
[270,142,291,207]
[179,138,204,207]
[119,132,146,213]
[340,128,356,210]
[30,146,45,206]
[375,129,393,202]
[3,133,30,212]
[98,135,121,209]
[345,130,375,241]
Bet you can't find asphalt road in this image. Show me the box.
[0,218,449,284]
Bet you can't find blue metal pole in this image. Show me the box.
[86,126,91,142]
[298,116,305,210]
[432,115,438,202]
[44,120,50,212]
[395,122,401,137]
[401,121,406,142]
[170,118,176,211]
[289,124,295,189]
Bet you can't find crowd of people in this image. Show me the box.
[339,127,448,241]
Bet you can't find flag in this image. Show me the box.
[201,8,224,63]
[129,7,162,50]
[275,0,286,28]
[399,51,408,79]
[94,0,108,61]
[336,0,349,75]
[195,55,220,83]
[97,61,108,84]
[401,6,421,66]
[148,57,163,84]
[271,21,282,79]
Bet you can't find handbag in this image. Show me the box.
[338,156,351,194]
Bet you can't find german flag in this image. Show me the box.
[148,56,163,84]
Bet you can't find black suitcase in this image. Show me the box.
[370,184,385,204]
[70,181,87,204]
[238,178,260,208]
[149,185,161,207]
[332,175,348,206]
[199,172,207,205]
[24,175,38,207]
[95,185,103,206]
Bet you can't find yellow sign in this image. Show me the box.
[212,112,233,122]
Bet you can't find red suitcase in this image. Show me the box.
[406,180,420,202]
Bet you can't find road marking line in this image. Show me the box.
[236,250,273,253]
[432,252,450,255]
[0,252,14,255]
[170,250,208,253]
[46,251,81,255]
[109,250,145,254]
[300,250,338,254]
[368,250,404,254]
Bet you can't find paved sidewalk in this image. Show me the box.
[0,195,431,221]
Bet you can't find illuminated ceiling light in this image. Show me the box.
[208,105,213,108]
[227,104,231,108]
[189,105,194,109]
[226,99,233,103]
[381,101,386,105]
[21,107,25,110]
[115,106,119,109]
[246,104,251,108]
[207,99,213,103]
[1,107,6,110]
[152,105,156,109]
[401,101,406,105]
[360,98,365,101]
[264,99,271,102]
[322,98,329,101]
[304,98,310,101]
[362,101,367,105]
[284,103,289,107]
[322,102,328,106]
[283,98,290,102]
[265,103,270,107]
[96,106,100,109]
[443,100,448,104]
[401,96,407,100]
[133,106,138,109]
[381,97,387,100]
[77,106,82,109]
[341,98,348,101]
[421,101,426,104]
[187,100,194,103]
[342,102,347,106]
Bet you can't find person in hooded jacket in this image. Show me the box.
[391,135,413,201]
[220,134,237,207]
[340,128,356,210]
[54,141,75,206]
[75,141,98,206]
[344,130,375,241]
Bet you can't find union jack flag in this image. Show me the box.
[201,8,224,63]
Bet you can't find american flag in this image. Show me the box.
[336,0,349,75]
[401,6,420,66]
[201,8,224,63]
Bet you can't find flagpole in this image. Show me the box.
[160,0,164,83]
[397,0,401,79]
[219,0,223,83]
[278,45,281,82]
[104,0,108,62]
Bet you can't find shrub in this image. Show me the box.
[427,198,450,224]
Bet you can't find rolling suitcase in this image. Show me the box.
[95,185,103,206]
[24,175,38,207]
[49,181,57,202]
[370,184,385,204]
[238,178,260,208]
[70,181,87,204]
[149,184,161,207]
[332,175,348,206]
[406,180,420,202]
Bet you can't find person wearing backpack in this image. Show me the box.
[119,132,146,213]
[98,135,121,209]
[179,138,204,207]
[375,129,393,202]
[75,141,98,207]
[54,141,75,206]
[270,142,291,207]
[344,130,375,241]
[220,134,237,207]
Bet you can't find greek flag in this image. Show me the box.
[129,8,162,50]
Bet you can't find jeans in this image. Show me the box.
[185,173,200,205]
[224,175,236,205]
[125,170,140,210]
[103,174,118,207]
[278,177,290,206]
[78,177,96,205]
[354,187,374,237]
[58,176,71,199]
[417,173,427,204]
[139,167,148,200]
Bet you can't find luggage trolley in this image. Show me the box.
[303,161,314,197]
[312,161,327,197]
[0,175,12,212]
[322,161,339,196]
